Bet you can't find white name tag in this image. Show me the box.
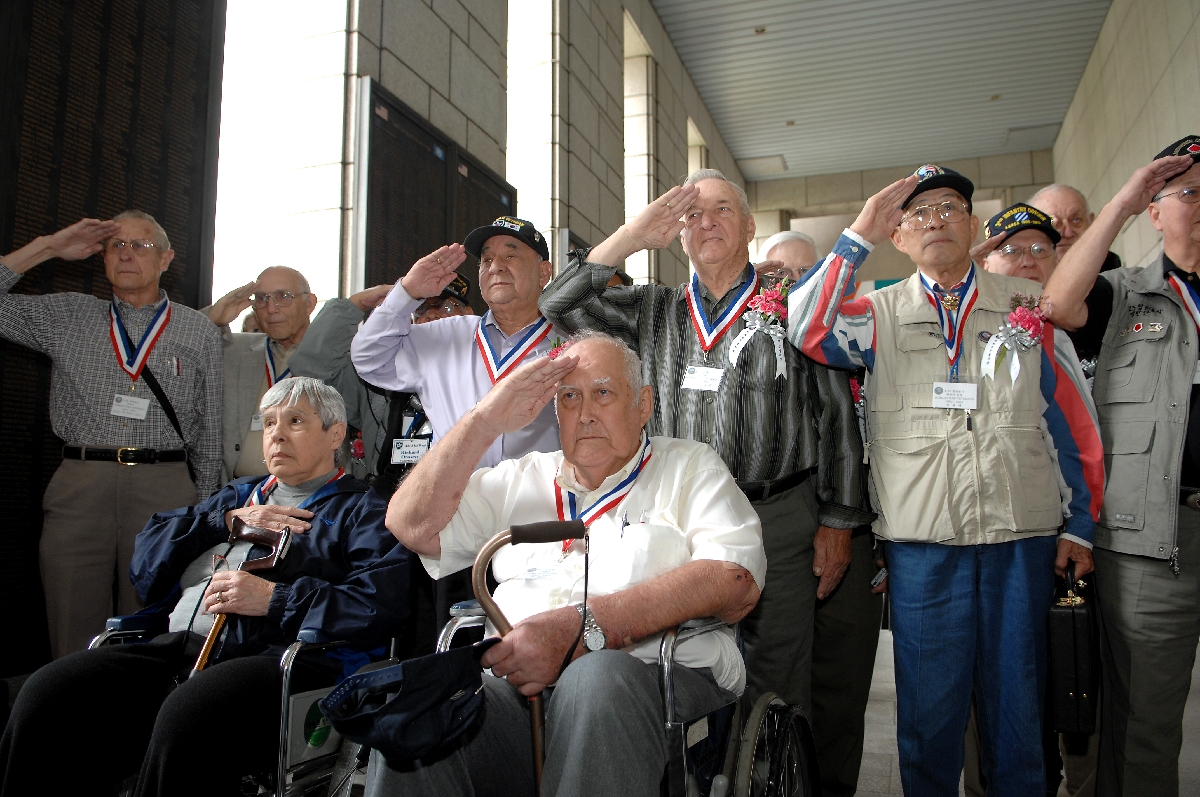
[931,382,978,410]
[110,394,150,420]
[391,438,430,464]
[249,414,263,431]
[681,365,725,392]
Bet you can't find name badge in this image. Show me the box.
[681,365,724,392]
[931,382,978,410]
[111,394,150,420]
[391,438,430,464]
[250,414,263,431]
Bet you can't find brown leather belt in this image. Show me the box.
[737,467,815,502]
[62,445,187,465]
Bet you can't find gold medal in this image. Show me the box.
[939,293,960,312]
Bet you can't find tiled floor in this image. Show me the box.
[856,631,1200,797]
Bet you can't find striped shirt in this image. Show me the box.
[539,252,871,529]
[0,265,223,496]
[786,231,1103,545]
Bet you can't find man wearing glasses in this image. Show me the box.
[787,165,1104,794]
[1040,137,1200,796]
[978,202,1062,285]
[0,210,222,658]
[206,266,318,481]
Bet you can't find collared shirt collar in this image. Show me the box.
[695,263,754,304]
[483,311,545,342]
[556,430,649,498]
[1163,253,1195,283]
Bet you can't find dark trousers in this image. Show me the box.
[0,632,327,797]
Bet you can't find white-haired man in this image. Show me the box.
[757,229,820,282]
[539,171,872,771]
[366,333,765,797]
[0,212,222,658]
[1029,184,1122,273]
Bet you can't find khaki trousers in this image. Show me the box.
[40,459,196,658]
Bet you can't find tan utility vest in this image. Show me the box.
[864,268,1062,544]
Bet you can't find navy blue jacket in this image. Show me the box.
[131,474,412,660]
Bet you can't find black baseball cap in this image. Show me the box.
[904,165,975,212]
[463,217,550,262]
[439,274,470,305]
[1154,135,1200,165]
[985,203,1061,245]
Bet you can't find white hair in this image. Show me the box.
[683,168,751,218]
[260,376,347,429]
[558,330,648,407]
[1028,184,1090,214]
[756,230,818,263]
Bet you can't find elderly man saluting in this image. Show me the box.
[365,333,765,797]
[0,377,412,797]
[787,166,1104,795]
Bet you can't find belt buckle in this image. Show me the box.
[116,447,140,465]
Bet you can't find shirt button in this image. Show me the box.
[705,396,714,404]
[702,437,710,444]
[1171,403,1178,409]
[1165,474,1172,480]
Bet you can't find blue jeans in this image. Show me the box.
[887,536,1057,796]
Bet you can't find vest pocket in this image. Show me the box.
[867,434,955,542]
[1099,420,1154,531]
[996,426,1063,530]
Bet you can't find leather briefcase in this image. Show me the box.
[1048,563,1099,737]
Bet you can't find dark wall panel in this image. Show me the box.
[0,0,226,676]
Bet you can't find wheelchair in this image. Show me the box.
[90,615,395,796]
[433,520,823,797]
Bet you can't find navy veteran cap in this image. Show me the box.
[904,164,975,212]
[1154,135,1200,164]
[985,203,1061,245]
[463,217,550,262]
[439,274,471,305]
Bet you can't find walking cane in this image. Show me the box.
[470,519,587,797]
[190,521,293,678]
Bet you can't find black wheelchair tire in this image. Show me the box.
[733,693,820,797]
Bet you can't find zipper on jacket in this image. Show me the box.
[1170,546,1181,577]
[965,409,973,431]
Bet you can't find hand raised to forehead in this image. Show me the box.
[623,184,700,251]
[472,353,579,438]
[969,231,1007,263]
[208,281,257,326]
[1114,154,1195,216]
[850,175,920,246]
[49,218,122,261]
[400,244,467,300]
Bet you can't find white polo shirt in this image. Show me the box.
[350,283,564,470]
[424,435,767,693]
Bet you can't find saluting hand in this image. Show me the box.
[208,281,257,326]
[472,353,580,438]
[349,284,393,312]
[400,244,467,300]
[968,231,1007,263]
[849,175,920,246]
[1112,154,1195,217]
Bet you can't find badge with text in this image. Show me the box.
[681,364,725,392]
[931,382,978,410]
[110,394,151,420]
[391,438,430,464]
[250,414,263,431]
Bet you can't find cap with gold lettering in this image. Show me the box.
[463,217,550,262]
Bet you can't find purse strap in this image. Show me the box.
[140,365,197,483]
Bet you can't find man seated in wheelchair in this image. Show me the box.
[367,331,767,797]
[0,377,413,797]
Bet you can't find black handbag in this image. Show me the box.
[1047,563,1099,738]
[319,638,499,763]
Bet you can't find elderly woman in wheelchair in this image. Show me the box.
[362,333,767,797]
[0,377,413,797]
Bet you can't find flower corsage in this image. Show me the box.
[981,292,1045,383]
[729,279,791,378]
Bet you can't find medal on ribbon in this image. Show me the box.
[686,271,759,353]
[555,435,652,556]
[264,343,291,389]
[475,312,551,384]
[921,268,977,381]
[109,299,171,381]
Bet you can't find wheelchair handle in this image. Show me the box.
[509,519,586,545]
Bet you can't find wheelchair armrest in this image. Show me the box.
[449,599,484,617]
[105,613,170,635]
[297,627,341,645]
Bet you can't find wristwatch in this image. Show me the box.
[576,604,606,651]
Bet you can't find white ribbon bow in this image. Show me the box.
[980,321,1037,384]
[729,312,787,379]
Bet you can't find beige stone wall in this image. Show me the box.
[747,150,1054,282]
[354,0,508,176]
[1053,0,1200,269]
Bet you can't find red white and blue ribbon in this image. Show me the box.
[264,343,291,389]
[246,468,345,508]
[475,313,551,384]
[110,299,171,381]
[920,266,978,381]
[555,435,652,540]
[686,271,759,352]
[1167,273,1200,334]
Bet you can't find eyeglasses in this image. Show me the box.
[252,291,308,308]
[415,298,466,316]
[1154,187,1200,204]
[997,242,1054,261]
[901,201,969,230]
[106,239,158,254]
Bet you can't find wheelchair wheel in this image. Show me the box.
[733,693,820,797]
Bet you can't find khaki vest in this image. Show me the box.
[864,269,1062,544]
